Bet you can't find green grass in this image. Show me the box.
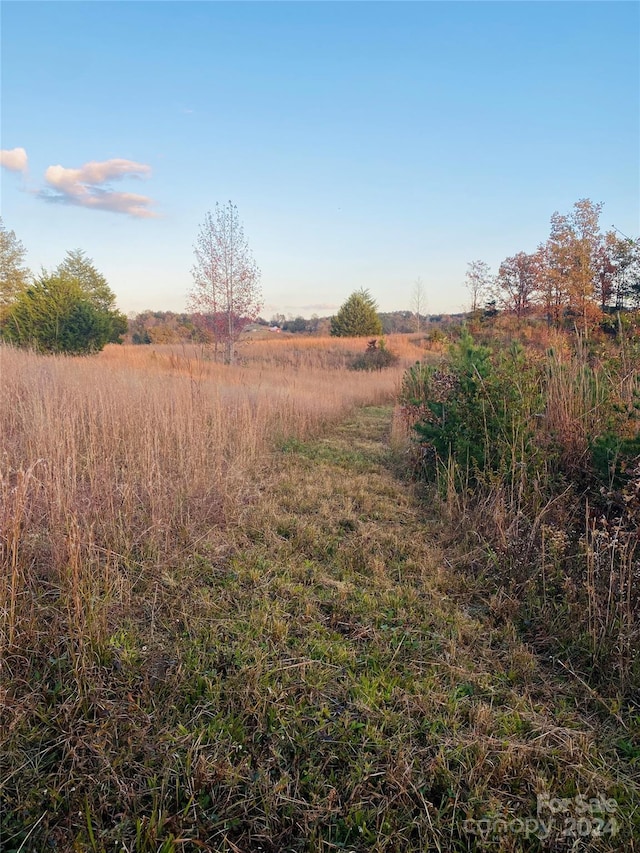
[1,406,638,851]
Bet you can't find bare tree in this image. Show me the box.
[410,277,427,332]
[188,202,262,363]
[465,260,492,313]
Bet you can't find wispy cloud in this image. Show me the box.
[40,158,157,218]
[294,303,338,312]
[0,147,28,173]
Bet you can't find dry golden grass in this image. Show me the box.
[99,333,427,373]
[1,338,426,659]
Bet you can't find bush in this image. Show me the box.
[426,327,447,346]
[1,251,127,354]
[410,332,543,482]
[400,326,640,692]
[349,338,399,371]
[399,361,436,406]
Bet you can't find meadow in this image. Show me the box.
[1,331,639,852]
[1,335,421,662]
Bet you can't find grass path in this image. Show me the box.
[3,406,638,852]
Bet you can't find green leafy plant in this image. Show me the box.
[411,332,542,481]
[1,250,127,354]
[1,274,116,354]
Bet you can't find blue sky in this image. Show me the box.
[1,1,638,317]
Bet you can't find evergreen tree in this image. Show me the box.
[2,274,113,354]
[2,249,127,353]
[330,289,383,337]
[56,249,115,312]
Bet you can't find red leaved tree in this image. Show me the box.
[496,250,543,320]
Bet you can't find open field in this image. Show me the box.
[1,334,639,852]
[1,336,424,666]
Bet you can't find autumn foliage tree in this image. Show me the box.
[188,202,262,363]
[561,199,602,332]
[605,234,640,309]
[495,250,542,320]
[488,199,639,330]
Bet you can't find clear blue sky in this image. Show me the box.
[1,1,638,317]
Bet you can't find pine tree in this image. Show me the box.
[330,289,383,337]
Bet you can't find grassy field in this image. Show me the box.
[1,334,638,851]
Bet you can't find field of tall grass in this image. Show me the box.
[2,330,639,852]
[1,336,423,660]
[0,336,433,848]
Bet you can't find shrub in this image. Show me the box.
[1,274,118,354]
[399,361,437,406]
[1,254,127,354]
[349,338,399,371]
[400,326,640,692]
[426,327,447,346]
[410,332,543,482]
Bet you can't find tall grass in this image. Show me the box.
[99,333,425,373]
[1,339,416,663]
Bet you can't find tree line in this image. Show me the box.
[3,198,637,355]
[465,199,640,331]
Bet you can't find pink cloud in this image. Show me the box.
[41,158,157,218]
[0,147,28,173]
